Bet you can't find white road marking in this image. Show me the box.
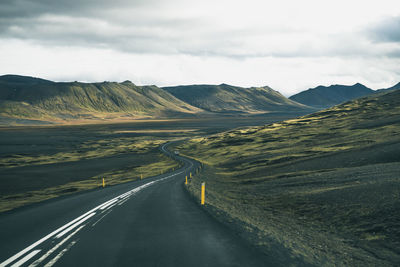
[117,197,131,206]
[29,226,84,267]
[0,209,101,267]
[1,143,194,267]
[55,213,95,239]
[99,199,119,210]
[10,250,40,267]
[92,209,113,227]
[103,203,118,211]
[43,241,76,267]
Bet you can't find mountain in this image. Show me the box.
[0,75,202,122]
[289,83,374,108]
[163,84,312,113]
[377,82,400,92]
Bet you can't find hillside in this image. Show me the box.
[178,90,400,266]
[377,82,400,92]
[289,83,374,108]
[163,84,313,113]
[0,75,202,123]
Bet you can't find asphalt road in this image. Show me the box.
[0,143,273,267]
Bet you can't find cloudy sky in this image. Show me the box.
[1,0,399,96]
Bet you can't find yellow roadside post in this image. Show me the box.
[140,174,143,180]
[201,182,205,205]
[190,172,192,178]
[102,178,105,188]
[185,176,188,185]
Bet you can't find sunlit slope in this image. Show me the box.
[179,89,400,265]
[184,89,400,169]
[164,84,312,113]
[0,75,202,121]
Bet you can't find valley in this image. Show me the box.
[1,74,399,266]
[0,115,297,213]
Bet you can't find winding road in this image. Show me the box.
[0,143,272,266]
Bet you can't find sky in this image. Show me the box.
[0,0,400,96]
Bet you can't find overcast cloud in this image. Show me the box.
[1,0,400,95]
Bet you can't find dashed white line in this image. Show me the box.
[99,199,119,210]
[55,213,95,239]
[92,209,113,227]
[43,241,76,267]
[0,209,100,267]
[117,197,131,206]
[10,250,41,267]
[1,143,193,267]
[29,226,84,267]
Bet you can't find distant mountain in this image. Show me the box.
[0,75,315,124]
[377,82,400,92]
[0,74,54,85]
[0,75,202,122]
[289,83,374,109]
[163,84,312,113]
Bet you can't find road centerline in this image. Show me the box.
[0,145,190,267]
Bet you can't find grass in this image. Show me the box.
[178,90,400,266]
[1,115,301,213]
[0,153,179,213]
[0,124,185,212]
[0,137,165,169]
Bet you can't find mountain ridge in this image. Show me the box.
[0,75,204,123]
[289,83,375,108]
[0,75,315,124]
[163,83,311,113]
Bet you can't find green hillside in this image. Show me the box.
[289,83,375,108]
[0,75,202,122]
[179,89,400,265]
[163,84,312,113]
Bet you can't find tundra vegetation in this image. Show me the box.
[178,90,400,266]
[0,116,294,213]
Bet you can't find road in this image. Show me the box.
[0,143,273,266]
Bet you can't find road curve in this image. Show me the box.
[0,142,273,266]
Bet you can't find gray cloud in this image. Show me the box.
[368,16,400,43]
[0,0,152,18]
[1,0,400,61]
[0,0,196,54]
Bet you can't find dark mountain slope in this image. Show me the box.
[377,82,400,93]
[289,83,374,108]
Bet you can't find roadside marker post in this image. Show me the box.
[140,174,143,180]
[185,176,188,185]
[102,178,105,188]
[190,172,192,178]
[201,182,205,205]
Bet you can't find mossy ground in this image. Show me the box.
[178,90,400,266]
[0,115,297,213]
